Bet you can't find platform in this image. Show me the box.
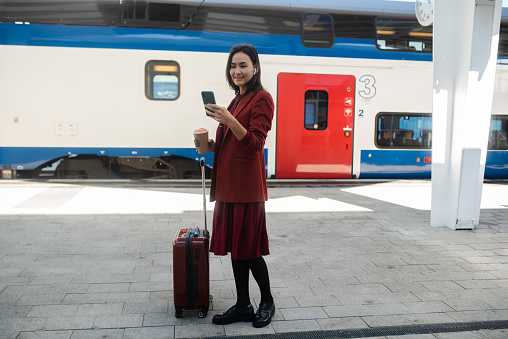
[0,179,507,338]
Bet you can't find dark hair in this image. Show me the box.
[226,44,264,95]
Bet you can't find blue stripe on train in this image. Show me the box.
[359,150,508,179]
[359,150,432,179]
[485,151,508,178]
[0,146,269,173]
[0,147,215,170]
[0,22,432,62]
[2,147,506,178]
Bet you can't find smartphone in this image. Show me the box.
[201,91,216,116]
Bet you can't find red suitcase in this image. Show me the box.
[173,158,212,318]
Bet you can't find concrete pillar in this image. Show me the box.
[431,0,503,229]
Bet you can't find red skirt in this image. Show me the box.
[210,201,270,260]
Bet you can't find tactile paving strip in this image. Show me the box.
[205,320,508,339]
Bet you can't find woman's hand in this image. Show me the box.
[194,138,215,153]
[205,103,248,141]
[205,104,234,126]
[207,139,215,152]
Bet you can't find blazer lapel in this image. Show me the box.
[232,91,254,119]
[224,91,255,138]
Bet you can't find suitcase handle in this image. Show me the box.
[200,157,207,233]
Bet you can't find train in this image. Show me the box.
[0,0,507,180]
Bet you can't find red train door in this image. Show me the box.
[276,73,355,178]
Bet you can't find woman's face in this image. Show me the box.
[230,52,256,94]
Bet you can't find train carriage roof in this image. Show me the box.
[0,0,421,17]
[0,0,507,28]
[171,0,508,19]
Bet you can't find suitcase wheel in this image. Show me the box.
[198,305,209,318]
[175,306,184,318]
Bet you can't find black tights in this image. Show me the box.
[231,257,273,309]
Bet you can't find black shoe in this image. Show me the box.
[212,304,255,325]
[253,302,275,328]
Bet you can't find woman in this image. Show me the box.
[202,44,275,328]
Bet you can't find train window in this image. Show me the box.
[145,60,180,100]
[499,23,508,57]
[376,114,508,149]
[376,113,432,148]
[304,90,328,130]
[376,17,433,52]
[331,14,377,40]
[301,13,335,48]
[488,115,508,150]
[147,3,180,22]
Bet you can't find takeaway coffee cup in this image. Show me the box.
[193,128,209,153]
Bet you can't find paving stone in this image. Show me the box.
[0,305,32,318]
[271,296,299,309]
[0,328,20,339]
[122,301,168,314]
[446,309,508,322]
[382,281,429,292]
[2,285,55,297]
[93,314,143,329]
[271,319,322,333]
[29,275,74,285]
[0,292,21,304]
[129,281,170,292]
[150,272,172,282]
[174,324,225,338]
[150,290,174,303]
[323,303,412,318]
[418,280,465,291]
[75,303,124,316]
[362,314,416,327]
[379,291,421,304]
[279,306,329,320]
[332,291,386,306]
[443,298,496,312]
[480,296,508,309]
[70,329,124,339]
[294,295,340,307]
[491,279,508,288]
[224,322,275,336]
[143,312,178,327]
[403,301,455,313]
[62,292,150,304]
[434,331,495,339]
[42,316,96,331]
[87,283,130,293]
[123,326,175,339]
[489,270,508,279]
[316,316,368,331]
[17,330,73,339]
[476,329,508,339]
[71,273,150,284]
[15,293,66,306]
[27,305,78,318]
[452,279,499,289]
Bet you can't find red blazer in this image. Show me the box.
[210,90,274,203]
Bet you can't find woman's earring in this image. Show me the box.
[254,69,257,75]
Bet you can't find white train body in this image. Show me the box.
[0,0,507,179]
